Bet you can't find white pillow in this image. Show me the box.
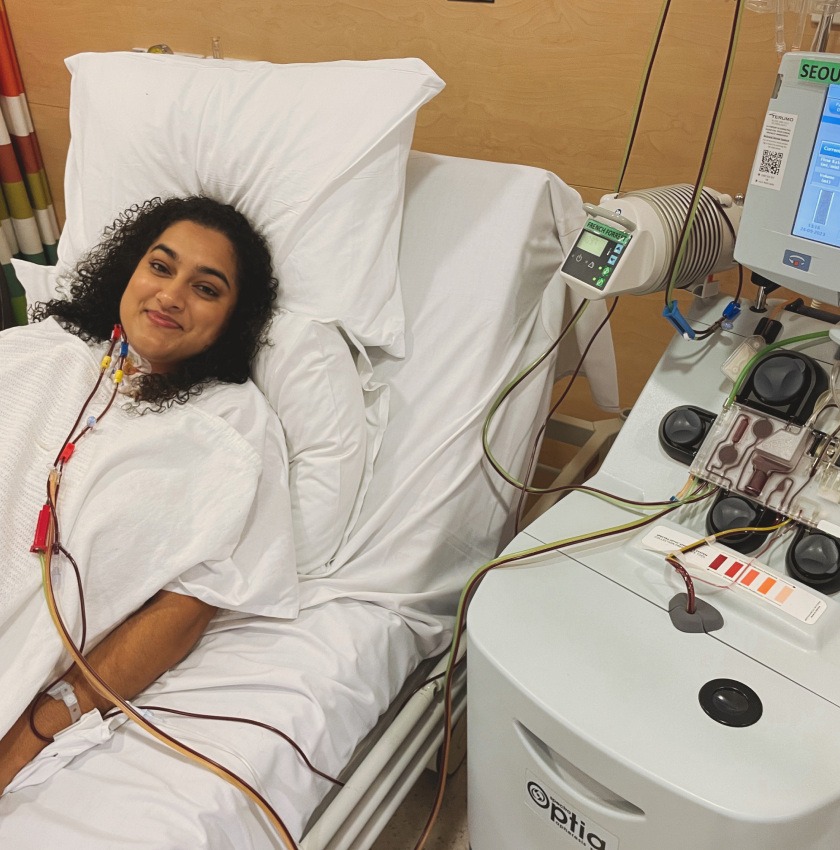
[59,51,445,355]
[10,259,59,307]
[252,311,379,575]
[13,260,383,576]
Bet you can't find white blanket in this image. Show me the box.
[0,319,299,739]
[0,600,422,846]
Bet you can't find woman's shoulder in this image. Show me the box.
[192,378,269,417]
[190,378,284,450]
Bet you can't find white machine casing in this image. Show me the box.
[468,298,840,850]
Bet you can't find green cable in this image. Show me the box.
[726,330,831,407]
[614,0,671,194]
[481,300,712,508]
[664,0,746,307]
[481,300,589,491]
[443,480,716,680]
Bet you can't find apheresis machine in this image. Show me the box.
[468,52,840,850]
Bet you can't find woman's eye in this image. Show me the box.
[195,284,219,298]
[150,260,168,274]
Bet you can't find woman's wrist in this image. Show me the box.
[30,688,82,739]
[0,704,52,793]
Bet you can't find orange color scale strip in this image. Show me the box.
[775,585,794,604]
[757,577,777,595]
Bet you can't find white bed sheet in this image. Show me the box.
[0,600,422,847]
[0,152,617,847]
[298,152,618,656]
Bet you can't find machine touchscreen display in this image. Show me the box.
[792,82,840,248]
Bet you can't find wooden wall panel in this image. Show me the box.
[9,0,799,197]
[6,0,833,414]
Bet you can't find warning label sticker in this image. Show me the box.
[525,771,619,849]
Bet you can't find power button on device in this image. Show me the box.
[699,679,763,727]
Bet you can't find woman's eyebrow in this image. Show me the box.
[150,242,231,290]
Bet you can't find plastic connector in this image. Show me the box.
[722,300,741,320]
[119,341,129,358]
[663,302,696,340]
[31,504,52,553]
[111,324,122,341]
[58,442,75,465]
[721,336,763,382]
[720,300,742,330]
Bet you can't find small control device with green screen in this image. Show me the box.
[560,184,740,301]
[561,219,632,292]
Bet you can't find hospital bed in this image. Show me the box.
[0,52,617,849]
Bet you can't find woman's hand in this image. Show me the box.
[0,590,216,796]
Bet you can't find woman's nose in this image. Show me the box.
[156,279,185,310]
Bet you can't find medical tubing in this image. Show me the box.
[830,360,840,410]
[726,330,831,407]
[27,696,55,742]
[413,480,716,850]
[675,517,791,558]
[49,350,127,551]
[615,0,672,193]
[29,346,124,744]
[52,335,119,468]
[481,299,588,488]
[513,298,620,532]
[691,206,743,343]
[666,556,697,612]
[811,417,840,476]
[694,258,744,340]
[775,0,787,54]
[664,0,746,309]
[121,704,344,787]
[39,550,300,850]
[29,546,90,740]
[792,0,809,51]
[28,541,92,742]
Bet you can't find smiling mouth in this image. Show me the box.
[145,310,182,330]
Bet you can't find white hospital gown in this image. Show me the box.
[0,317,298,740]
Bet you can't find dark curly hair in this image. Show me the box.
[32,196,278,410]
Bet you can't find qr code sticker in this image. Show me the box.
[758,149,784,176]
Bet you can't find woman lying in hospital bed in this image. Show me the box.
[0,51,620,847]
[0,195,300,794]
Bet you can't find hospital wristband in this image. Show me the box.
[46,680,82,725]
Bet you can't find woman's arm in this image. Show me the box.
[0,590,217,793]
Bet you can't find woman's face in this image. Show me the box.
[119,220,239,373]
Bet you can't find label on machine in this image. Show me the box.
[642,525,827,625]
[525,770,619,849]
[750,110,797,192]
